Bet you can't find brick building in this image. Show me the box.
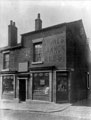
[0,14,89,103]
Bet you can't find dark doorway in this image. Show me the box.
[19,79,26,101]
[56,72,68,103]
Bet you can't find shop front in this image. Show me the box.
[56,71,69,103]
[30,66,69,103]
[32,72,50,101]
[1,74,15,99]
[16,73,30,102]
[16,62,29,102]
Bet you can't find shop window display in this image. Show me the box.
[33,72,49,95]
[2,75,14,93]
[56,71,68,101]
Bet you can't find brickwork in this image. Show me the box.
[66,20,89,102]
[8,21,17,47]
[21,26,66,70]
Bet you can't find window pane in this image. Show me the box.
[33,72,49,91]
[5,61,9,69]
[4,53,9,69]
[34,43,42,62]
[5,54,9,61]
[2,75,14,93]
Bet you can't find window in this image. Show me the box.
[2,75,14,93]
[33,43,43,62]
[33,72,49,94]
[3,53,9,69]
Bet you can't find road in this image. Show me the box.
[0,109,90,120]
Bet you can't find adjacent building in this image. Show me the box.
[0,14,90,103]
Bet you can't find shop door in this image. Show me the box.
[56,72,68,103]
[19,79,26,101]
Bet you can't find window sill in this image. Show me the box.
[1,69,9,72]
[32,61,43,65]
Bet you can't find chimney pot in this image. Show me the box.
[38,13,40,19]
[10,20,13,25]
[35,13,42,31]
[13,22,15,26]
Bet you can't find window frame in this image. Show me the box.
[2,75,14,94]
[33,42,43,63]
[3,51,10,70]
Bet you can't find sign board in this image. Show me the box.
[18,62,28,72]
[40,79,45,85]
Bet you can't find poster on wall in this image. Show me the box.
[40,79,45,85]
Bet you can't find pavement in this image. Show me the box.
[0,97,91,119]
[52,99,91,120]
[0,99,71,113]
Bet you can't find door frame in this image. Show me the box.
[17,77,28,101]
[56,70,69,103]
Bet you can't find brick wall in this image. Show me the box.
[21,25,66,70]
[66,20,89,102]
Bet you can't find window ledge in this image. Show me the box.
[1,69,9,72]
[32,61,43,65]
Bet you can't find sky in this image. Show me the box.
[0,0,91,49]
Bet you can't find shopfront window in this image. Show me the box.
[33,72,49,94]
[2,75,14,93]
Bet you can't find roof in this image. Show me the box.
[0,43,22,52]
[21,19,82,36]
[0,19,82,52]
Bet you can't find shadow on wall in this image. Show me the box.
[72,97,91,107]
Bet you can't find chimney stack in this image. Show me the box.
[8,20,17,47]
[35,13,42,31]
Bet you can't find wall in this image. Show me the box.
[67,20,89,71]
[2,25,66,72]
[66,20,89,102]
[22,25,66,70]
[43,32,66,68]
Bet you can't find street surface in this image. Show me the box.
[0,98,91,120]
[0,109,90,120]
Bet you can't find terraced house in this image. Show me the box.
[0,14,90,103]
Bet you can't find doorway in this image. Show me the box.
[56,71,68,103]
[19,79,26,101]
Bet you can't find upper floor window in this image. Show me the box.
[33,42,43,62]
[3,53,9,69]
